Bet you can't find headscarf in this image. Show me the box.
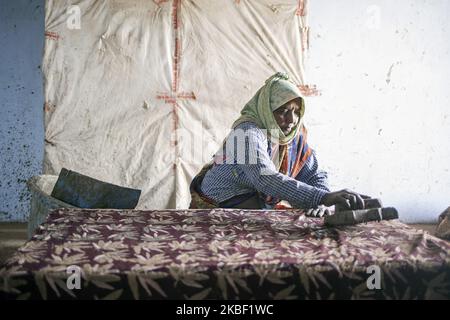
[231,72,305,145]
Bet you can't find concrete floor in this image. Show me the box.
[0,222,439,265]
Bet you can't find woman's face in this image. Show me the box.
[273,98,301,135]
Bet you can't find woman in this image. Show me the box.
[190,72,369,216]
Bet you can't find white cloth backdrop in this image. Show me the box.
[43,0,312,209]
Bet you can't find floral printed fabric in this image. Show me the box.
[1,208,449,300]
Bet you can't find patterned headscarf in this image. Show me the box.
[231,72,305,145]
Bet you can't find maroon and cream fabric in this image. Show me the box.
[1,208,449,299]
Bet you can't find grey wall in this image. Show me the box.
[0,0,45,222]
[0,0,449,222]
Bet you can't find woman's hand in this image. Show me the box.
[305,206,331,217]
[320,189,371,210]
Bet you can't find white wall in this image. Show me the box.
[305,0,450,222]
[0,0,45,222]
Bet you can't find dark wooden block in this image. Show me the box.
[51,168,141,209]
